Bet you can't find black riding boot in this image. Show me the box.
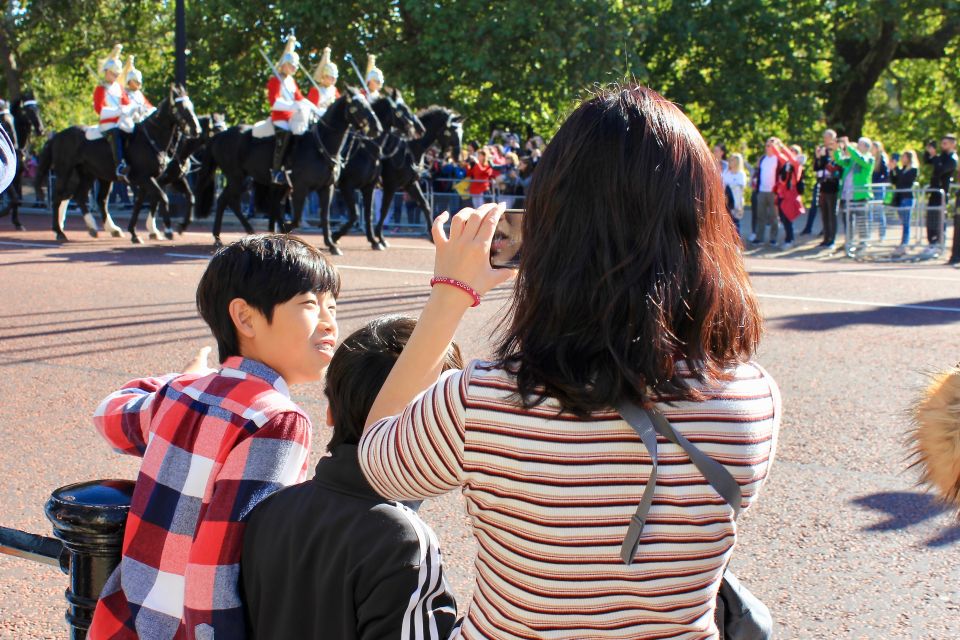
[105,128,129,183]
[272,128,291,185]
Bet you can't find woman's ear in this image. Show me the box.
[228,298,257,340]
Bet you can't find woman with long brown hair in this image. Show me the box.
[359,85,780,639]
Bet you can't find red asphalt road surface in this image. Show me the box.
[1,217,959,639]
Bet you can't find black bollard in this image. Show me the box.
[45,479,135,640]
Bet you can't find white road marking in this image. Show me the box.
[757,293,960,313]
[747,261,958,282]
[163,254,434,276]
[0,240,59,249]
[165,252,211,259]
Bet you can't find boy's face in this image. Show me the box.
[244,290,338,385]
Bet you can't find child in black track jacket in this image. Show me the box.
[241,315,462,640]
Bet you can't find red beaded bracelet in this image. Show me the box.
[430,276,481,307]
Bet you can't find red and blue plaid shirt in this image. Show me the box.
[89,357,312,640]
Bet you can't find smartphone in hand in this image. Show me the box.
[490,209,523,269]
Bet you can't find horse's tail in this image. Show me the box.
[34,139,53,193]
[193,149,218,219]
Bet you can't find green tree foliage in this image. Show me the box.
[1,0,956,156]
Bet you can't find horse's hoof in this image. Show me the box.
[372,242,384,251]
[329,244,343,257]
[14,223,25,232]
[378,239,389,249]
[148,232,160,240]
[164,230,174,241]
[213,237,224,249]
[176,224,187,235]
[131,234,144,245]
[88,229,99,238]
[243,225,254,235]
[55,232,69,242]
[110,229,121,238]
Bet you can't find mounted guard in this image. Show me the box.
[307,46,340,115]
[123,56,156,123]
[92,44,133,181]
[365,54,384,100]
[266,35,311,185]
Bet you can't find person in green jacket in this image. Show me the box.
[833,136,875,248]
[834,136,875,202]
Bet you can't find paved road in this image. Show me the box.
[1,217,959,639]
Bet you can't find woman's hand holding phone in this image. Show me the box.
[432,203,516,302]
[365,203,517,430]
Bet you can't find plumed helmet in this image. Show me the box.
[365,54,384,85]
[123,55,143,86]
[279,35,300,70]
[100,44,123,75]
[314,46,338,81]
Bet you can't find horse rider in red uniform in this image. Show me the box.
[123,56,156,124]
[93,44,133,181]
[307,47,340,116]
[266,35,308,185]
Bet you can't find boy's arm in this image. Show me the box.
[183,411,311,640]
[356,507,460,640]
[93,375,178,456]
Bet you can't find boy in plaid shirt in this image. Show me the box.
[89,234,339,640]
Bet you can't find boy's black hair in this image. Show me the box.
[325,315,463,452]
[196,234,340,362]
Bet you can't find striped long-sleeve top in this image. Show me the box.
[359,360,780,639]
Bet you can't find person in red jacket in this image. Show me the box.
[93,44,132,181]
[267,36,305,185]
[307,47,340,115]
[775,144,805,249]
[465,149,498,207]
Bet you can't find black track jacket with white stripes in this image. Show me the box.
[241,444,460,640]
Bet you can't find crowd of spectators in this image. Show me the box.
[715,131,959,263]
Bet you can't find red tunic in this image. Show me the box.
[93,84,131,124]
[307,85,340,107]
[267,75,304,122]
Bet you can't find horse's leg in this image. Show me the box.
[212,182,230,247]
[406,181,434,241]
[51,183,70,242]
[99,180,123,237]
[357,184,380,249]
[231,188,254,234]
[128,185,149,244]
[142,178,169,244]
[317,186,341,256]
[173,177,194,236]
[332,187,359,242]
[270,187,291,234]
[75,177,100,238]
[374,185,395,249]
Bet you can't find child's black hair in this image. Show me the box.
[325,315,463,452]
[196,234,340,362]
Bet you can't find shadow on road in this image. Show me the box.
[851,491,960,547]
[772,299,960,330]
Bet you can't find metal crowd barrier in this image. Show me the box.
[0,480,134,639]
[841,183,949,262]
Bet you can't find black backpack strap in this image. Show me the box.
[616,400,744,565]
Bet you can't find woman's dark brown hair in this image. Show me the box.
[495,84,762,416]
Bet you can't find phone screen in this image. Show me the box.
[490,209,523,269]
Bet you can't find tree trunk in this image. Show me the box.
[824,20,898,138]
[0,24,20,99]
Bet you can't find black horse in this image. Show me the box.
[371,105,463,248]
[328,89,425,252]
[199,87,381,249]
[134,114,227,243]
[35,84,200,242]
[0,92,45,230]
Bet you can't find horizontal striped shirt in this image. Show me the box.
[359,360,780,639]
